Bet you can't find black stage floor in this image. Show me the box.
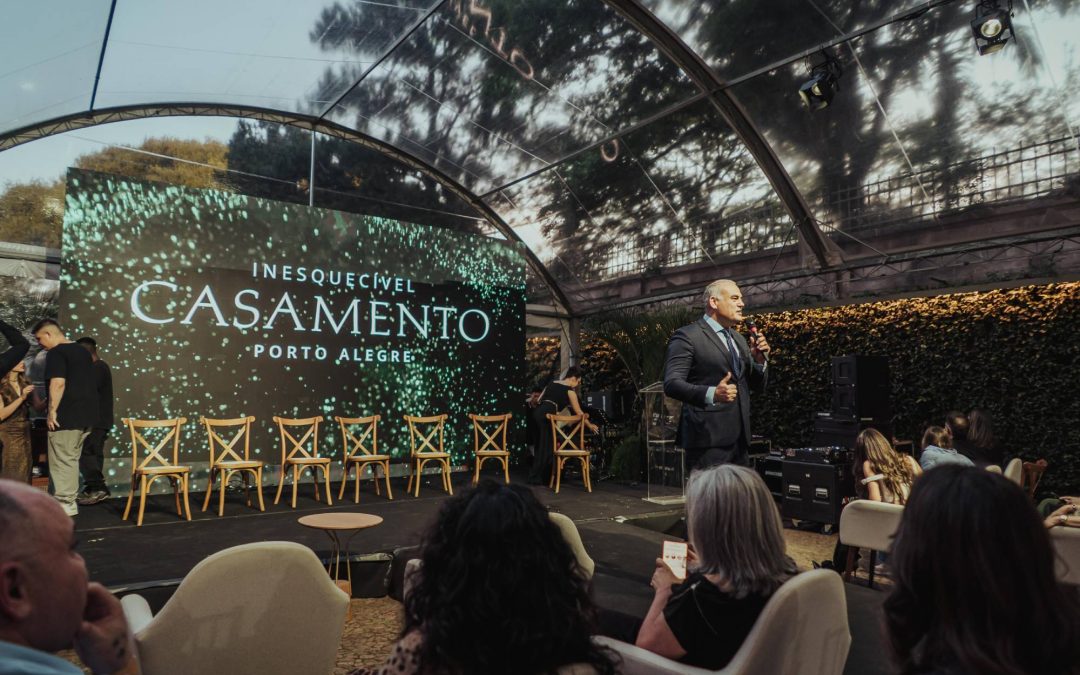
[73,469,889,675]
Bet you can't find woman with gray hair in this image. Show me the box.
[634,464,796,669]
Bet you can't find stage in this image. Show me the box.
[71,468,890,675]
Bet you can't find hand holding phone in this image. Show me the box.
[662,541,688,581]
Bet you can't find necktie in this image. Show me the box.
[720,328,742,378]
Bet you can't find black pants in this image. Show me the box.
[528,403,558,483]
[79,427,110,493]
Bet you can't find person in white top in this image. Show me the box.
[855,428,922,505]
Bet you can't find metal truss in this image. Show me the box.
[0,103,570,312]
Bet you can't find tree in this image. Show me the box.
[0,137,230,249]
[0,180,65,248]
[74,137,228,190]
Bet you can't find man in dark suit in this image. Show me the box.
[663,279,769,470]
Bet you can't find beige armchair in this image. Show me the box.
[1050,526,1080,585]
[121,541,349,675]
[594,569,850,675]
[1003,457,1023,485]
[548,511,595,580]
[838,500,904,588]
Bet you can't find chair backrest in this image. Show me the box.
[548,413,586,454]
[273,415,324,462]
[404,414,446,456]
[122,417,187,471]
[1050,526,1080,585]
[334,415,379,460]
[200,416,255,464]
[548,511,594,580]
[1021,459,1048,498]
[469,413,511,454]
[838,500,904,551]
[130,541,348,675]
[593,570,850,675]
[1003,457,1023,485]
[986,464,1003,474]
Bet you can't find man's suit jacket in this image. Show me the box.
[663,318,767,450]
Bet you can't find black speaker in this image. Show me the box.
[831,355,889,387]
[831,355,891,420]
[812,414,892,449]
[831,385,891,420]
[781,459,857,525]
[753,452,784,503]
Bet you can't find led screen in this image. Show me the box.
[60,169,525,490]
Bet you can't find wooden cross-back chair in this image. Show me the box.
[335,415,393,503]
[200,416,265,516]
[273,416,333,508]
[404,414,452,497]
[121,417,192,527]
[1022,459,1049,499]
[469,413,511,485]
[547,413,592,494]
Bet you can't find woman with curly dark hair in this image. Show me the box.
[884,465,1080,675]
[351,480,615,675]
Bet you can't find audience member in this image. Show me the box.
[528,366,599,486]
[918,425,973,471]
[0,479,136,674]
[0,361,35,483]
[350,480,614,675]
[0,319,29,379]
[884,465,1080,675]
[966,408,1003,467]
[634,465,796,669]
[31,320,97,517]
[944,410,972,460]
[855,428,922,504]
[75,338,114,506]
[1041,495,1080,529]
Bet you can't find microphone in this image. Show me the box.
[746,320,768,365]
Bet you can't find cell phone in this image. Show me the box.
[662,540,688,581]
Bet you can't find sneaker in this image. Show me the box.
[77,490,110,505]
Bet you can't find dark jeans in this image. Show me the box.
[80,427,110,493]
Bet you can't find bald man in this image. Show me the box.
[0,479,135,674]
[663,280,769,471]
[30,320,96,517]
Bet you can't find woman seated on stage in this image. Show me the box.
[884,465,1080,675]
[634,464,796,669]
[350,480,614,675]
[856,428,922,504]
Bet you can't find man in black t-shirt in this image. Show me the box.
[76,337,114,506]
[31,319,96,517]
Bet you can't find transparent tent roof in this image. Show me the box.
[2,0,1078,314]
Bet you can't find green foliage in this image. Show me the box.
[610,434,642,482]
[524,334,631,394]
[584,305,698,391]
[751,282,1080,495]
[75,137,228,189]
[0,180,65,248]
[0,137,230,250]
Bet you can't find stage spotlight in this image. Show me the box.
[799,54,842,111]
[971,0,1013,55]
